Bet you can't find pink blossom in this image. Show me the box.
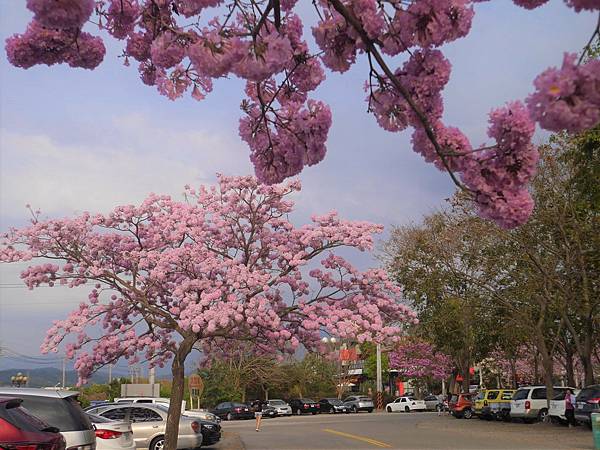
[106,0,140,39]
[564,0,600,11]
[512,0,549,9]
[5,21,105,70]
[26,0,94,29]
[526,53,600,133]
[150,31,186,69]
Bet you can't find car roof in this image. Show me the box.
[0,388,78,398]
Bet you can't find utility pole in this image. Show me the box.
[108,364,112,384]
[62,358,66,388]
[376,343,383,410]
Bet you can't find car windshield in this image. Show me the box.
[301,399,316,403]
[475,392,485,400]
[327,399,343,405]
[232,403,247,407]
[269,400,286,406]
[450,395,458,403]
[19,396,92,432]
[358,397,371,401]
[513,389,529,400]
[408,397,417,401]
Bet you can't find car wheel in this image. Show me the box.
[296,409,302,415]
[226,412,233,421]
[352,406,358,413]
[312,411,317,415]
[150,436,165,450]
[387,406,392,413]
[435,404,442,412]
[464,409,473,419]
[405,406,410,413]
[538,409,548,422]
[367,409,373,413]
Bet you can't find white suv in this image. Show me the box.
[510,386,572,423]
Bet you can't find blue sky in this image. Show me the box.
[0,1,596,365]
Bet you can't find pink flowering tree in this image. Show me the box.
[389,338,453,391]
[5,1,600,229]
[0,175,415,450]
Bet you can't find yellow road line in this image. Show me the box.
[322,428,393,448]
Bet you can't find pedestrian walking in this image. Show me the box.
[253,399,263,431]
[564,389,576,428]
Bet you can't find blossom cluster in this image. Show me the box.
[4,0,600,229]
[0,175,414,383]
[389,338,453,380]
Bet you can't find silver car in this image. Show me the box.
[343,395,374,413]
[266,399,292,416]
[86,404,202,450]
[0,388,95,450]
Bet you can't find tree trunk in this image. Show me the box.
[581,335,595,386]
[510,359,517,389]
[165,337,196,450]
[564,345,575,387]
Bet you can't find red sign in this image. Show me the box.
[455,375,464,382]
[339,349,358,361]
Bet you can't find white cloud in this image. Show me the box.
[0,114,252,225]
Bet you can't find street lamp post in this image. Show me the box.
[11,372,28,387]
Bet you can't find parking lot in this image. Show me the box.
[207,412,596,450]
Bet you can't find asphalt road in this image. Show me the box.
[206,411,596,450]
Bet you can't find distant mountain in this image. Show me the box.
[0,367,115,388]
[0,363,199,388]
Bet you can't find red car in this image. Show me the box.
[0,397,66,450]
[449,393,474,419]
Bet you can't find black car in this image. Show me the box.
[199,420,222,446]
[210,402,254,420]
[248,400,278,418]
[319,398,350,414]
[288,398,320,415]
[574,384,600,429]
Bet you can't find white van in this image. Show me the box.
[510,386,573,423]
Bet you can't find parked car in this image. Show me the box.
[510,386,572,423]
[449,393,474,419]
[87,404,203,450]
[86,413,136,450]
[152,404,221,447]
[574,384,600,429]
[318,398,351,414]
[342,396,374,413]
[182,409,220,423]
[423,395,443,411]
[113,397,181,407]
[0,388,94,450]
[474,389,515,421]
[549,389,580,424]
[265,399,292,416]
[0,396,65,450]
[288,398,320,415]
[210,402,254,421]
[385,397,426,413]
